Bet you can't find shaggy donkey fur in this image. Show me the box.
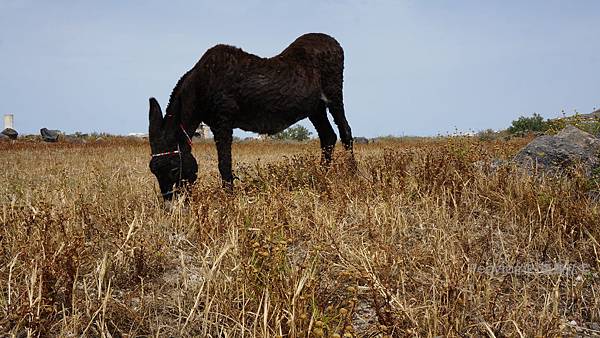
[149,33,355,199]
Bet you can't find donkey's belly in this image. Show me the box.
[235,109,310,135]
[233,89,322,134]
[232,62,322,134]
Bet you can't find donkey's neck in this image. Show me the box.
[164,69,205,147]
[180,112,201,145]
[165,101,201,151]
[166,97,201,143]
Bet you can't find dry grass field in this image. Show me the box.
[1,137,599,337]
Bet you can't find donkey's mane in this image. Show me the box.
[165,70,192,119]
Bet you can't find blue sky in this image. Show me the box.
[0,0,598,137]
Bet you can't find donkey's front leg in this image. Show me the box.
[212,126,234,191]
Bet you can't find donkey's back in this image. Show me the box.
[279,33,345,104]
[189,33,344,134]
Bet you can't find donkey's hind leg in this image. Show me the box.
[322,79,354,154]
[309,102,337,167]
[324,90,357,172]
[327,99,353,152]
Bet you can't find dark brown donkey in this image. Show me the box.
[148,33,355,199]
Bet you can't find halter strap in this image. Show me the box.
[151,149,181,158]
[162,111,193,147]
[150,124,193,157]
[180,124,193,147]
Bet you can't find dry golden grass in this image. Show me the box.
[1,137,599,337]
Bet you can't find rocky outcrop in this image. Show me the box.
[40,128,61,142]
[1,128,18,139]
[514,125,600,176]
[354,137,369,144]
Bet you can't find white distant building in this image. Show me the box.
[128,132,147,138]
[4,114,14,129]
[449,129,476,137]
[195,123,211,139]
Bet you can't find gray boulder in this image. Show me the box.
[514,125,600,176]
[353,136,369,144]
[1,128,18,139]
[40,128,61,142]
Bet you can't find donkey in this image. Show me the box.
[148,33,355,200]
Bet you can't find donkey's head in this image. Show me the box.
[148,98,198,200]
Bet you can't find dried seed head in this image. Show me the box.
[312,327,324,337]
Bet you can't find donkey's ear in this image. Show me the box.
[148,97,163,138]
